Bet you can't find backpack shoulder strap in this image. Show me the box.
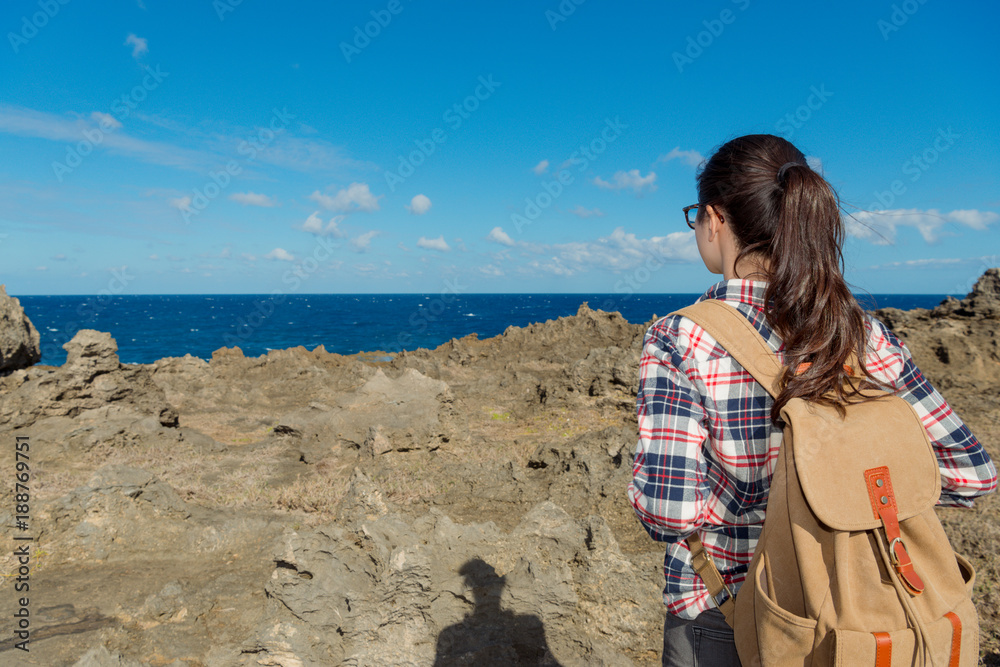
[670,299,784,399]
[672,299,787,627]
[672,299,790,627]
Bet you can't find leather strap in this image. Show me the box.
[675,301,779,630]
[685,533,736,627]
[873,632,892,667]
[865,467,925,595]
[671,301,784,399]
[945,612,962,667]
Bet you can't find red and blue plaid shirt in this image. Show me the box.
[628,279,998,619]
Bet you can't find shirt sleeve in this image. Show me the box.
[628,317,711,542]
[866,318,998,507]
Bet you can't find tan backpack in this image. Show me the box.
[671,300,979,666]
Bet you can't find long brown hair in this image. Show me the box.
[696,134,879,422]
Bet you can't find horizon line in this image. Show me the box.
[14,291,962,297]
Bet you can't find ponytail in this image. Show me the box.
[696,135,881,422]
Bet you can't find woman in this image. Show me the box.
[627,134,997,666]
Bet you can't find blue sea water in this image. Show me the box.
[18,293,951,367]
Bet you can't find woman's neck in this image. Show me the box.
[723,254,770,281]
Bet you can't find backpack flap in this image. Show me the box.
[783,394,942,532]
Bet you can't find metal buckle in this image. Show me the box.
[712,585,733,609]
[888,536,906,567]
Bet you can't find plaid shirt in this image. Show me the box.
[628,279,998,620]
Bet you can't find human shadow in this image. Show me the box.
[433,558,563,666]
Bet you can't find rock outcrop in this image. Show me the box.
[933,267,1000,320]
[0,284,41,373]
[0,329,178,430]
[875,269,1000,391]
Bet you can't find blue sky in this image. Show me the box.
[1,0,998,296]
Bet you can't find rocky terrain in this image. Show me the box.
[0,270,998,666]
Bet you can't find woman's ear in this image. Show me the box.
[705,205,724,242]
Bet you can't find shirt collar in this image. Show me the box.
[696,279,770,310]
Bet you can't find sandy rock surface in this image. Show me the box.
[0,272,998,665]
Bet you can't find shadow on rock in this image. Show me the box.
[434,558,562,666]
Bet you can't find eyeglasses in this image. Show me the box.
[683,204,701,230]
[683,203,722,230]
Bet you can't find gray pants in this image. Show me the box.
[662,608,742,666]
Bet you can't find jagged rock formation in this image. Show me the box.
[933,268,1000,320]
[0,284,41,373]
[0,329,178,430]
[875,268,1000,391]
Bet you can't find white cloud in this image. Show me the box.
[398,242,411,252]
[568,205,604,218]
[125,34,148,59]
[301,211,324,233]
[526,258,574,276]
[136,112,370,173]
[406,194,432,215]
[805,155,823,173]
[0,106,209,171]
[300,211,346,238]
[149,254,159,260]
[169,196,192,211]
[90,111,122,130]
[0,106,365,177]
[351,230,379,252]
[513,227,699,278]
[230,192,276,207]
[6,108,366,188]
[533,159,550,175]
[486,226,515,247]
[249,135,371,174]
[416,236,450,252]
[309,182,380,213]
[593,169,657,194]
[51,253,68,261]
[479,264,504,277]
[945,209,996,229]
[871,257,966,270]
[265,248,295,262]
[657,147,704,168]
[846,208,999,245]
[36,265,48,271]
[554,227,698,271]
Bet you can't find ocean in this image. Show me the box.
[18,293,951,367]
